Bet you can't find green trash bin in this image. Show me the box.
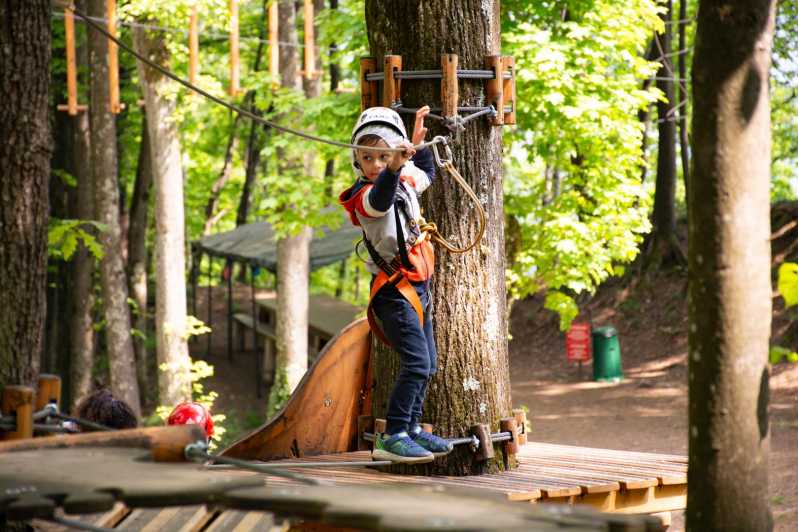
[592,326,623,382]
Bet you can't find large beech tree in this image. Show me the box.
[687,0,775,528]
[365,0,512,475]
[0,0,51,386]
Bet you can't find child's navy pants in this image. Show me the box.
[371,278,437,435]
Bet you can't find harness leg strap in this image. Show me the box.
[368,271,425,346]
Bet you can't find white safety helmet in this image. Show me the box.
[350,107,408,177]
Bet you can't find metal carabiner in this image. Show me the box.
[431,136,453,167]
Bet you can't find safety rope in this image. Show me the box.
[55,1,442,155]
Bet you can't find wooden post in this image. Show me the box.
[303,0,315,80]
[1,386,34,440]
[440,53,458,119]
[189,5,199,84]
[269,0,279,88]
[382,55,402,107]
[357,415,374,451]
[501,55,516,125]
[484,55,504,126]
[374,418,386,435]
[35,374,62,412]
[500,417,519,456]
[65,7,78,115]
[470,424,494,462]
[229,0,240,96]
[512,408,527,446]
[359,57,378,111]
[106,0,121,113]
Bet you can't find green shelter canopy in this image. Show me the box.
[192,219,361,273]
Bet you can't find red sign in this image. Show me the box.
[566,323,592,362]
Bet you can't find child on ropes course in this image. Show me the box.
[339,105,453,464]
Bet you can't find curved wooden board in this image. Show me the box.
[221,318,372,461]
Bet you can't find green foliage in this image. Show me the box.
[769,345,798,365]
[48,219,105,260]
[266,367,291,418]
[502,0,661,324]
[777,262,798,308]
[543,291,580,331]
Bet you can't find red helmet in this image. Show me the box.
[167,402,214,439]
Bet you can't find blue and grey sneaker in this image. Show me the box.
[372,431,434,464]
[410,425,454,457]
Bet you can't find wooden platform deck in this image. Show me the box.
[246,441,688,515]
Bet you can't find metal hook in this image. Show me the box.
[431,136,453,167]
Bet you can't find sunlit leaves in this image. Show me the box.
[777,262,798,308]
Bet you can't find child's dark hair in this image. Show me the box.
[356,134,385,147]
[75,388,138,430]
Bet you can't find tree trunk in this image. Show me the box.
[647,0,684,267]
[677,0,690,203]
[0,0,51,386]
[134,25,192,407]
[69,1,96,408]
[365,0,511,476]
[128,115,153,403]
[88,0,141,415]
[203,113,241,235]
[687,0,775,529]
[269,0,312,412]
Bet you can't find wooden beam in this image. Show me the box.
[229,0,240,96]
[106,0,121,113]
[485,55,504,126]
[441,53,458,119]
[65,7,78,115]
[34,374,61,413]
[303,0,315,80]
[512,408,527,446]
[382,55,401,107]
[1,386,33,440]
[189,5,199,84]
[359,56,378,111]
[500,417,519,455]
[269,0,279,88]
[502,55,516,124]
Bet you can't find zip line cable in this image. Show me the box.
[55,1,443,154]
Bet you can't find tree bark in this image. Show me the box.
[269,0,312,409]
[0,0,51,386]
[365,0,511,475]
[134,25,192,407]
[69,0,96,409]
[88,0,141,415]
[127,115,153,403]
[678,0,690,203]
[687,0,775,529]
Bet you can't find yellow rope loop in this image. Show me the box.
[419,161,486,254]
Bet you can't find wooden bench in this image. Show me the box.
[232,313,276,397]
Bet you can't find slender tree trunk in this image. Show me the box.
[270,0,312,408]
[678,0,690,204]
[128,115,153,403]
[88,0,141,414]
[134,25,192,407]
[203,113,241,235]
[69,2,96,408]
[365,0,511,476]
[653,0,677,239]
[0,0,51,386]
[687,0,775,529]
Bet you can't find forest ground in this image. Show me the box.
[194,270,798,532]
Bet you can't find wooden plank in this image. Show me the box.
[522,441,687,464]
[206,510,275,531]
[116,505,211,532]
[360,57,378,111]
[269,0,279,87]
[106,0,121,113]
[35,374,62,412]
[233,313,276,339]
[1,386,33,440]
[303,0,315,80]
[64,8,78,115]
[222,319,372,461]
[484,55,503,126]
[382,55,401,107]
[501,55,515,124]
[520,453,686,485]
[189,6,199,84]
[229,0,240,95]
[440,54,458,118]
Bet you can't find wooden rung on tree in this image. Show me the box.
[501,55,516,125]
[512,408,528,446]
[303,0,315,81]
[359,57,379,112]
[107,0,121,113]
[440,53,459,119]
[1,386,34,441]
[383,55,402,107]
[189,5,199,84]
[229,0,240,96]
[269,0,279,88]
[485,55,504,126]
[500,417,520,456]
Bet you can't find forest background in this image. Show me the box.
[40,0,798,444]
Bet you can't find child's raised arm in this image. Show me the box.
[412,105,430,146]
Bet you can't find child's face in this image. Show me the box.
[355,140,393,181]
